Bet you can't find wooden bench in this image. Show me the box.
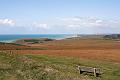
[77,66,102,77]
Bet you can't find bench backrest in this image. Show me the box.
[78,66,101,74]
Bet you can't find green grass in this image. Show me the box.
[24,39,40,43]
[0,51,120,80]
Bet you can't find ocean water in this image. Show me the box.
[0,34,76,43]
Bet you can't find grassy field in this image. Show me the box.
[0,51,120,80]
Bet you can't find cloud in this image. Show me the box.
[59,17,120,29]
[0,19,15,26]
[29,17,120,34]
[59,17,81,21]
[0,17,120,34]
[32,22,49,29]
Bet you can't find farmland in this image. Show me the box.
[11,39,120,63]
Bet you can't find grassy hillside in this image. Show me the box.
[14,38,54,45]
[0,51,120,80]
[0,42,46,50]
[103,34,120,40]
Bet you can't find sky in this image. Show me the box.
[0,0,120,34]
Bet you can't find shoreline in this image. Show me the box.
[0,34,77,43]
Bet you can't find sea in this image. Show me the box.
[0,34,77,43]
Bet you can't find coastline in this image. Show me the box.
[0,34,77,43]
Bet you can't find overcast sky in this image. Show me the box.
[0,0,120,34]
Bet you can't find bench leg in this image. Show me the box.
[93,68,97,77]
[77,66,81,74]
[79,68,82,74]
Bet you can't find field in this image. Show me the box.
[0,38,120,80]
[12,39,120,63]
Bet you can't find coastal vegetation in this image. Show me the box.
[15,38,54,44]
[0,51,120,80]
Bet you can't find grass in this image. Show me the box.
[0,51,120,80]
[0,42,47,50]
[24,38,53,43]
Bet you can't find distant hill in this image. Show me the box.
[103,34,120,39]
[76,34,120,40]
[14,38,54,45]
